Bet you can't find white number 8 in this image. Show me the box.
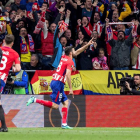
[0,56,7,70]
[56,62,63,72]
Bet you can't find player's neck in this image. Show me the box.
[68,55,72,59]
[3,44,12,48]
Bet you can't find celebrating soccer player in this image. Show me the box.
[26,38,94,129]
[0,34,21,132]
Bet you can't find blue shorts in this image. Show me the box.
[0,79,5,98]
[50,80,67,105]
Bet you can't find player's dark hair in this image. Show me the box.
[5,34,15,45]
[134,74,140,78]
[65,46,73,56]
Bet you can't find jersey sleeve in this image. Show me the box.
[14,52,20,64]
[67,59,74,71]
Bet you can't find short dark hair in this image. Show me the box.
[59,36,67,41]
[31,54,39,61]
[5,34,15,45]
[95,11,100,17]
[99,48,105,52]
[42,2,49,7]
[117,30,125,36]
[19,26,27,33]
[134,74,140,78]
[65,46,73,56]
[92,30,98,34]
[82,16,89,23]
[9,10,16,16]
[59,0,65,4]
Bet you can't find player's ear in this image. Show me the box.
[11,42,14,46]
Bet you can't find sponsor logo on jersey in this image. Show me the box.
[2,51,9,55]
[61,58,68,61]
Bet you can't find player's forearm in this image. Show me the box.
[14,64,21,72]
[73,43,89,56]
[66,74,72,90]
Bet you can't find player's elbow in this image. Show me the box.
[15,64,21,72]
[72,52,77,57]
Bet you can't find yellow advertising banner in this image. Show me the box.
[79,70,140,94]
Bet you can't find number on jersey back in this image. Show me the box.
[0,47,20,82]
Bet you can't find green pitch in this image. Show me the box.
[1,127,140,140]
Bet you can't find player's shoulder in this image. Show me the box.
[1,46,13,53]
[60,55,69,63]
[2,46,19,58]
[66,56,74,65]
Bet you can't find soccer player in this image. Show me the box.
[0,34,21,132]
[26,39,94,129]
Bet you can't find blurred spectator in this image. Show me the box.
[26,0,36,11]
[131,36,140,69]
[11,0,26,11]
[64,29,74,46]
[22,53,43,70]
[109,30,134,70]
[92,48,109,70]
[0,15,12,46]
[41,22,56,69]
[82,0,92,19]
[75,31,84,47]
[13,27,35,66]
[75,40,97,70]
[22,54,43,81]
[9,10,17,22]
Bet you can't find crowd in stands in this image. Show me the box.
[0,0,140,71]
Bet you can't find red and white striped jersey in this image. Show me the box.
[132,51,140,69]
[93,21,103,35]
[52,55,74,83]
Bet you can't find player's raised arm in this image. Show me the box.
[65,68,74,98]
[72,38,94,57]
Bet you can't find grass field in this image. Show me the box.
[1,128,140,140]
